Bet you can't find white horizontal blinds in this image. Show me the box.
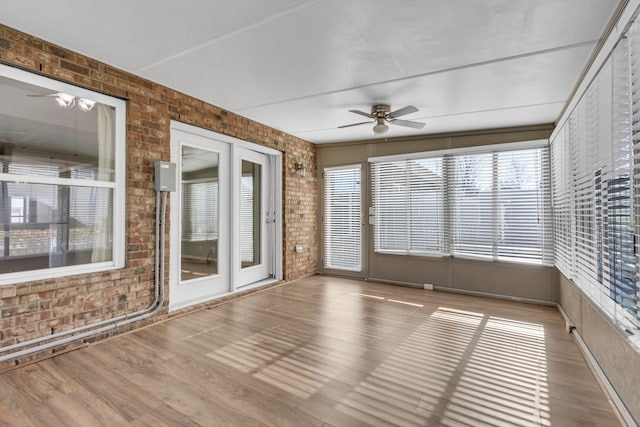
[631,22,640,332]
[240,176,253,263]
[452,153,494,258]
[323,165,361,271]
[550,30,640,337]
[182,181,218,241]
[605,38,634,324]
[451,148,552,263]
[496,148,552,264]
[551,124,573,277]
[572,97,593,289]
[409,158,444,252]
[371,157,445,254]
[619,27,640,330]
[371,160,408,252]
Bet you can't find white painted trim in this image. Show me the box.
[273,154,283,281]
[367,139,548,163]
[0,262,116,287]
[551,0,640,141]
[0,173,117,188]
[168,120,283,311]
[0,63,124,109]
[0,63,127,284]
[169,128,231,309]
[170,121,282,156]
[169,278,281,312]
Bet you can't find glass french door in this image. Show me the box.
[235,147,271,287]
[170,130,229,310]
[170,123,281,311]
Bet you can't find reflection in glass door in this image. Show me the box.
[236,148,270,287]
[180,145,220,280]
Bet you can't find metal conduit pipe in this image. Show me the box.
[0,191,168,363]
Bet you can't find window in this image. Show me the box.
[371,157,445,255]
[550,29,639,341]
[452,149,552,264]
[370,143,552,265]
[0,64,125,285]
[323,165,361,271]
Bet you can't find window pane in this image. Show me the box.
[452,153,494,257]
[372,158,445,255]
[240,160,261,268]
[373,161,408,252]
[181,145,219,281]
[0,76,115,182]
[0,182,113,274]
[408,158,443,252]
[497,149,550,262]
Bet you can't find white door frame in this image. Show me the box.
[169,121,282,311]
[234,147,270,288]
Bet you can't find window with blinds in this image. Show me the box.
[369,145,552,265]
[451,148,552,264]
[323,165,361,271]
[550,23,640,340]
[371,157,444,255]
[451,153,494,258]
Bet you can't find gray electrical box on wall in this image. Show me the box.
[155,161,177,192]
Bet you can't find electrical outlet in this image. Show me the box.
[423,283,434,290]
[294,245,303,253]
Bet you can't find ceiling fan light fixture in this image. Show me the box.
[78,98,96,112]
[373,118,389,135]
[55,93,76,109]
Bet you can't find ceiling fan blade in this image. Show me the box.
[388,105,418,119]
[390,119,425,129]
[338,120,374,129]
[348,109,375,119]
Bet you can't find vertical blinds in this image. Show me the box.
[551,22,640,338]
[323,165,361,271]
[370,145,552,265]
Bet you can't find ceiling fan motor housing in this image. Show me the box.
[372,104,391,119]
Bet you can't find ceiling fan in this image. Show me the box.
[339,104,425,135]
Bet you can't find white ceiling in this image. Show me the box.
[0,0,621,144]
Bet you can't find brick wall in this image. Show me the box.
[0,24,318,370]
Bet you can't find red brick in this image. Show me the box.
[0,22,318,370]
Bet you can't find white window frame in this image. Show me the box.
[0,64,126,286]
[368,139,552,266]
[371,157,446,257]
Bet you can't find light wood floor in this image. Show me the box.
[0,276,622,427]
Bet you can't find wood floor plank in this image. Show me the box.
[0,276,623,426]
